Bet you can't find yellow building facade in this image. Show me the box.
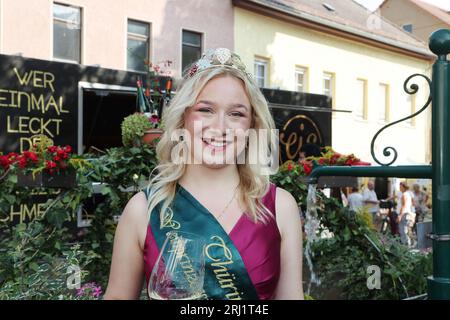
[234,5,434,165]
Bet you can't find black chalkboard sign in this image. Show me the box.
[0,54,170,154]
[262,88,332,164]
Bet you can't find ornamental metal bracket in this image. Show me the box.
[370,74,432,166]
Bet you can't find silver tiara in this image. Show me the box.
[184,48,253,79]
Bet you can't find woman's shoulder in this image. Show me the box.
[123,191,148,213]
[119,191,149,246]
[273,186,299,218]
[272,185,301,238]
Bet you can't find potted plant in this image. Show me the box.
[121,112,154,147]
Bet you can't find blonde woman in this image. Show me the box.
[104,48,304,300]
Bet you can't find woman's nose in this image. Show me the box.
[210,112,227,133]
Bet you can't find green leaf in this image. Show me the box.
[101,186,112,196]
[30,262,39,272]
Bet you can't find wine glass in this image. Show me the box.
[148,231,206,300]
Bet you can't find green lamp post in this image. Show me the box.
[308,29,450,299]
[427,28,450,300]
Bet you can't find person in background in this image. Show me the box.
[397,182,415,247]
[298,143,322,161]
[347,187,364,213]
[362,180,379,225]
[412,183,429,223]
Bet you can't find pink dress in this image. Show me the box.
[143,183,281,300]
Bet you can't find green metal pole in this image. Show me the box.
[428,29,450,300]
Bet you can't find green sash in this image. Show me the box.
[144,184,259,300]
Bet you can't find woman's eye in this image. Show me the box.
[198,108,212,113]
[230,112,244,117]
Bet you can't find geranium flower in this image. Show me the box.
[46,161,57,170]
[27,152,39,163]
[0,155,10,170]
[287,162,294,171]
[47,146,58,153]
[149,114,160,124]
[18,157,27,169]
[303,163,313,175]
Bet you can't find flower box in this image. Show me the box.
[17,171,76,188]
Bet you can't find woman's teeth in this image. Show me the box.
[202,139,230,147]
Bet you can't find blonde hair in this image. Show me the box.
[146,66,277,224]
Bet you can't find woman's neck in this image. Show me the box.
[179,164,240,191]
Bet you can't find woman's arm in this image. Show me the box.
[397,193,407,223]
[273,187,304,300]
[103,192,149,300]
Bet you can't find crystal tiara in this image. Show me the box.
[184,48,252,79]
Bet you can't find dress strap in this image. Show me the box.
[262,183,277,216]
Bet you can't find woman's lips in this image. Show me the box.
[202,138,232,152]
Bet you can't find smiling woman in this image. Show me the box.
[104,48,304,300]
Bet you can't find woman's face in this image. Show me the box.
[183,75,253,168]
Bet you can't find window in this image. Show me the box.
[323,72,335,107]
[53,3,82,62]
[295,67,308,92]
[378,83,389,122]
[127,20,150,72]
[356,79,367,119]
[406,94,416,126]
[402,24,413,33]
[254,58,268,88]
[182,30,202,73]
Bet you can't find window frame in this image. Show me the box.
[355,78,368,120]
[181,29,203,74]
[52,2,83,64]
[406,93,417,126]
[295,65,309,93]
[323,71,336,108]
[254,57,269,88]
[126,19,151,73]
[378,83,390,123]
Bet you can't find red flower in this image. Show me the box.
[46,161,57,170]
[0,155,10,170]
[303,163,313,175]
[18,157,27,169]
[149,114,159,124]
[7,153,18,162]
[27,152,39,163]
[53,156,61,162]
[48,146,57,153]
[57,149,65,157]
[287,162,294,171]
[64,145,72,154]
[59,161,68,170]
[318,158,326,165]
